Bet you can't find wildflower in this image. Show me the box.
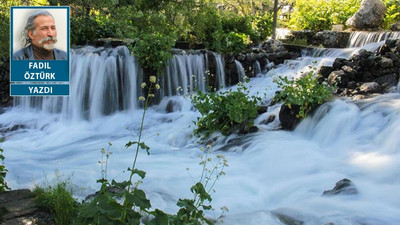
[149,76,157,83]
[139,96,146,101]
[206,144,212,149]
[148,94,155,98]
[141,82,147,88]
[155,84,160,90]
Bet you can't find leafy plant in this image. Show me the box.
[192,83,261,138]
[288,0,361,31]
[0,138,9,193]
[273,71,333,118]
[75,77,160,225]
[383,0,400,29]
[170,148,228,225]
[133,32,176,72]
[33,174,78,225]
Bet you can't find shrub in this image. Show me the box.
[0,138,9,193]
[33,176,78,225]
[132,31,176,72]
[192,84,261,139]
[273,72,333,118]
[251,13,273,41]
[288,0,361,31]
[383,0,400,29]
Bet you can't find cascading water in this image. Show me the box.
[1,31,400,224]
[348,31,400,47]
[234,59,246,82]
[162,52,207,97]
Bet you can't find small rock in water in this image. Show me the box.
[166,99,182,113]
[322,178,358,196]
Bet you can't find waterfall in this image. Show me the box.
[14,46,139,120]
[234,60,246,82]
[212,52,226,89]
[162,53,207,97]
[12,47,214,119]
[348,31,400,47]
[253,60,262,76]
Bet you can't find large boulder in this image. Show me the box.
[346,0,386,30]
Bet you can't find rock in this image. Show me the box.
[385,39,398,48]
[358,49,372,58]
[261,114,276,125]
[379,57,394,68]
[318,66,333,78]
[322,178,358,196]
[328,70,348,88]
[390,22,400,31]
[0,189,54,225]
[166,99,182,113]
[359,82,381,93]
[279,104,301,131]
[262,39,285,53]
[257,106,268,114]
[374,73,398,89]
[377,44,392,55]
[272,209,304,225]
[346,0,387,30]
[341,65,357,80]
[332,58,349,70]
[315,31,350,48]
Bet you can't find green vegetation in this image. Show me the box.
[0,138,9,193]
[192,84,261,139]
[33,175,78,225]
[1,0,275,70]
[287,0,361,31]
[273,71,333,118]
[383,0,400,29]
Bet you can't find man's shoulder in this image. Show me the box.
[13,46,33,60]
[54,48,68,60]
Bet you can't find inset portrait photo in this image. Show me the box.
[11,7,69,61]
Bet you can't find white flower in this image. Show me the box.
[139,96,146,101]
[141,82,147,88]
[149,76,157,83]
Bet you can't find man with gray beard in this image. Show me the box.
[13,10,67,60]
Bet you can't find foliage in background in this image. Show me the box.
[192,83,261,139]
[33,175,78,225]
[287,0,361,31]
[0,138,9,193]
[273,71,333,118]
[1,0,274,65]
[383,0,400,29]
[133,32,176,72]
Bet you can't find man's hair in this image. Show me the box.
[22,10,55,47]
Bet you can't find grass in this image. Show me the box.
[33,175,78,225]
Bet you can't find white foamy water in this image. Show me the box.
[1,34,400,224]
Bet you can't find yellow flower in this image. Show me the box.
[155,84,160,90]
[141,82,147,88]
[149,76,157,83]
[139,96,146,101]
[148,94,155,98]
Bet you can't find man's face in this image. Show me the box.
[28,15,57,50]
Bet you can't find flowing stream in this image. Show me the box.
[1,32,400,224]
